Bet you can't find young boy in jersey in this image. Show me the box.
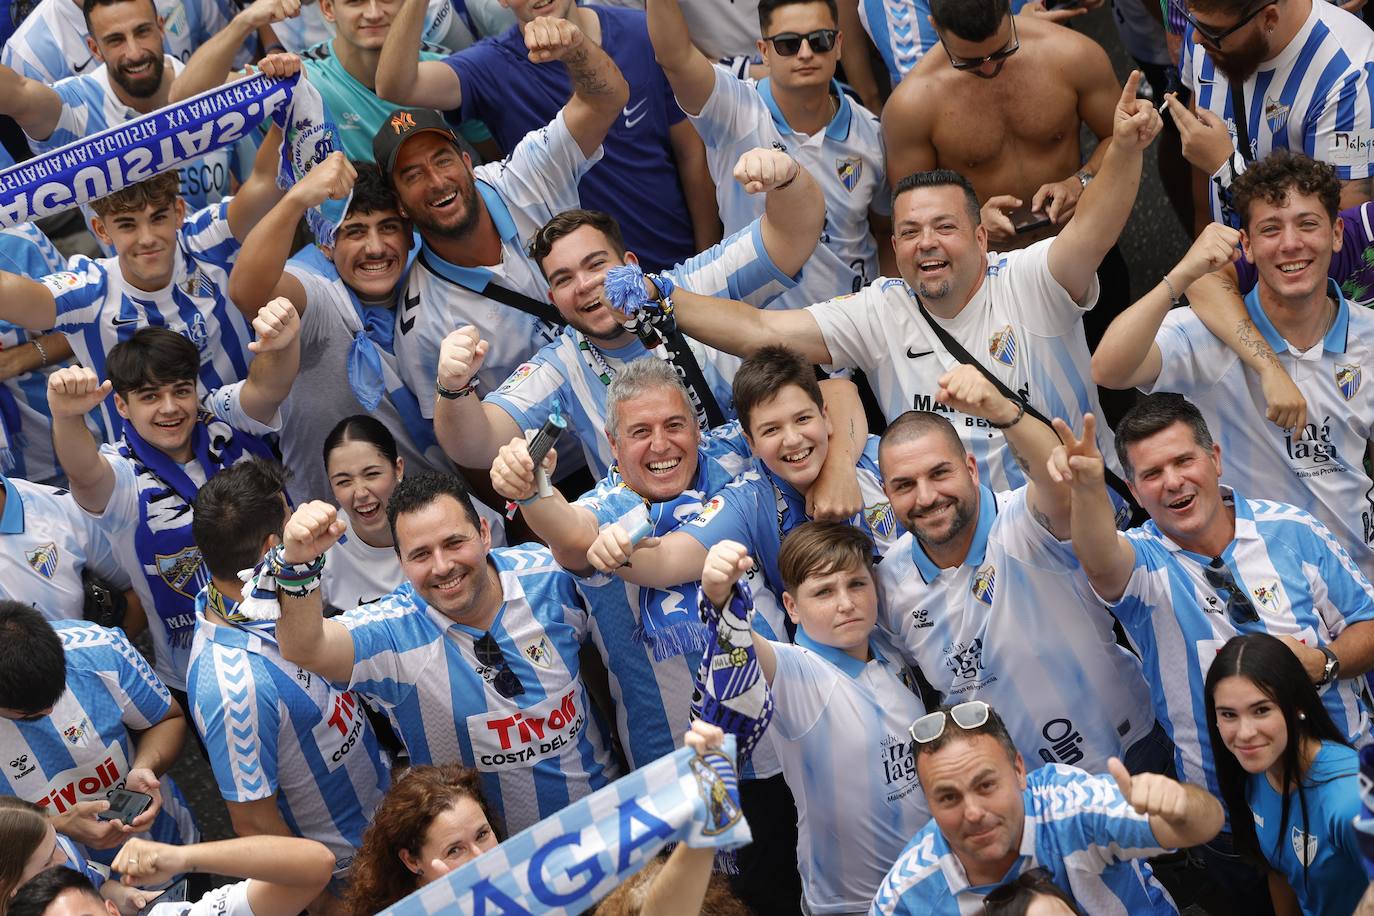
[45,301,301,705]
[700,525,929,914]
[188,459,389,904]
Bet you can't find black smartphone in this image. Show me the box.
[1008,204,1052,234]
[96,788,153,825]
[136,878,189,916]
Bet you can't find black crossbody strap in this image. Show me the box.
[650,315,728,429]
[419,250,566,329]
[1230,79,1254,163]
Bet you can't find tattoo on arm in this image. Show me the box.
[1234,318,1282,371]
[1007,440,1031,474]
[564,46,614,97]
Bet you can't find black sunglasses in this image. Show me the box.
[1204,558,1260,626]
[943,15,1019,72]
[1172,0,1275,47]
[763,28,838,56]
[475,632,525,700]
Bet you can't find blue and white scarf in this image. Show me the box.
[381,736,752,916]
[0,70,342,243]
[692,579,774,767]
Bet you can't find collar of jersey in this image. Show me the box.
[909,484,998,584]
[0,476,24,534]
[756,78,852,142]
[1146,486,1257,560]
[417,180,520,292]
[1243,277,1349,355]
[796,626,885,677]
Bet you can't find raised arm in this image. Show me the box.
[525,16,628,159]
[0,61,64,141]
[1048,71,1162,302]
[836,0,882,114]
[432,327,522,469]
[1107,757,1224,849]
[238,299,302,425]
[489,438,604,572]
[376,0,464,107]
[47,367,117,515]
[741,149,826,278]
[645,0,718,116]
[276,502,359,685]
[806,377,868,521]
[1092,222,1242,391]
[0,333,71,381]
[0,269,59,332]
[227,120,290,242]
[1048,414,1136,602]
[167,0,302,103]
[670,121,723,251]
[701,541,776,683]
[672,284,832,364]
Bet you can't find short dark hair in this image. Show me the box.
[81,0,158,34]
[892,169,982,225]
[982,867,1078,916]
[1113,392,1214,480]
[930,0,1010,42]
[732,346,824,437]
[756,0,838,33]
[879,410,966,467]
[345,161,402,221]
[913,702,1020,765]
[8,866,101,916]
[0,602,66,714]
[528,209,626,276]
[778,521,874,594]
[89,171,179,219]
[192,459,291,581]
[1186,0,1264,15]
[105,327,200,398]
[1232,149,1340,230]
[323,415,401,470]
[386,472,482,554]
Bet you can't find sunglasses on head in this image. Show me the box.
[943,15,1019,72]
[1172,0,1275,47]
[763,28,839,56]
[475,632,525,700]
[909,700,991,745]
[1204,557,1260,626]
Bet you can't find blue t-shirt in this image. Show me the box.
[444,5,695,271]
[1248,741,1363,916]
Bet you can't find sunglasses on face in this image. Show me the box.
[909,700,992,745]
[1204,557,1260,626]
[474,632,525,700]
[1173,0,1275,47]
[943,16,1019,72]
[763,28,839,56]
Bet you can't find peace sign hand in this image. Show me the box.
[1047,413,1103,487]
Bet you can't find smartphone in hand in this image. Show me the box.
[1008,204,1052,234]
[136,878,189,916]
[96,788,153,825]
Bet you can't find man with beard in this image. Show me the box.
[430,147,821,478]
[374,15,628,420]
[1166,0,1374,228]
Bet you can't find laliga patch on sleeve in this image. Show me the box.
[1330,130,1374,167]
[40,272,82,294]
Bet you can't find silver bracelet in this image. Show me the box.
[31,337,48,368]
[1161,274,1181,308]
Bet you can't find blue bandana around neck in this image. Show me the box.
[343,283,436,453]
[121,410,274,653]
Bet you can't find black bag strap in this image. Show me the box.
[654,318,728,429]
[1230,79,1254,163]
[914,297,1143,520]
[420,250,566,329]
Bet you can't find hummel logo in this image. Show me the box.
[623,99,648,129]
[906,348,934,359]
[399,291,419,335]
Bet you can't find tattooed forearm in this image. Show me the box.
[564,46,616,97]
[1007,439,1031,473]
[1234,317,1283,371]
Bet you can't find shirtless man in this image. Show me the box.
[882,0,1121,251]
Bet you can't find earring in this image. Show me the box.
[1297,712,1306,721]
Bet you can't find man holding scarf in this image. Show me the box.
[44,300,302,708]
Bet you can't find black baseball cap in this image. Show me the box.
[372,108,462,183]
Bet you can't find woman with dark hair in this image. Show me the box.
[1205,633,1363,916]
[345,763,501,916]
[981,868,1078,915]
[0,797,146,914]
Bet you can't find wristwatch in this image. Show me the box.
[1317,645,1341,687]
[1075,169,1093,190]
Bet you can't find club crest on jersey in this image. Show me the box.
[1290,826,1318,866]
[1264,96,1290,133]
[863,502,897,539]
[155,546,206,599]
[836,157,862,192]
[26,542,59,579]
[690,751,743,836]
[1251,580,1283,612]
[988,326,1017,367]
[971,565,996,605]
[1337,364,1362,401]
[63,717,90,747]
[523,637,553,669]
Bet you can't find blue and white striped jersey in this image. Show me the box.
[689,66,888,310]
[570,425,786,778]
[1150,279,1374,580]
[0,621,199,865]
[0,222,69,484]
[808,243,1123,495]
[395,111,601,418]
[55,833,105,887]
[336,546,621,834]
[771,633,929,914]
[871,764,1175,915]
[0,475,125,622]
[44,202,254,440]
[1108,489,1374,795]
[187,591,390,870]
[1182,1,1374,224]
[681,435,900,598]
[1,0,232,84]
[484,217,797,476]
[877,487,1155,777]
[856,0,937,85]
[29,58,253,225]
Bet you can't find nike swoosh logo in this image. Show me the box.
[110,316,141,327]
[906,348,934,359]
[623,99,648,129]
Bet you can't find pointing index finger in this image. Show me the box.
[1119,69,1142,107]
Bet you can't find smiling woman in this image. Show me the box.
[321,415,408,612]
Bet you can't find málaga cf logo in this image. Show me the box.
[989,326,1017,367]
[1336,364,1362,401]
[26,543,59,579]
[690,752,743,836]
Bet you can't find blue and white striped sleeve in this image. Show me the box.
[483,354,567,431]
[103,628,173,729]
[664,218,798,309]
[1310,67,1374,180]
[43,257,109,332]
[192,648,280,802]
[1043,768,1168,860]
[182,202,239,268]
[1303,517,1374,627]
[337,601,423,708]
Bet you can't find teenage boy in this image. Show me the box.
[701,526,929,914]
[45,303,301,699]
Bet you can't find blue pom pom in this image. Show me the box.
[603,262,649,317]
